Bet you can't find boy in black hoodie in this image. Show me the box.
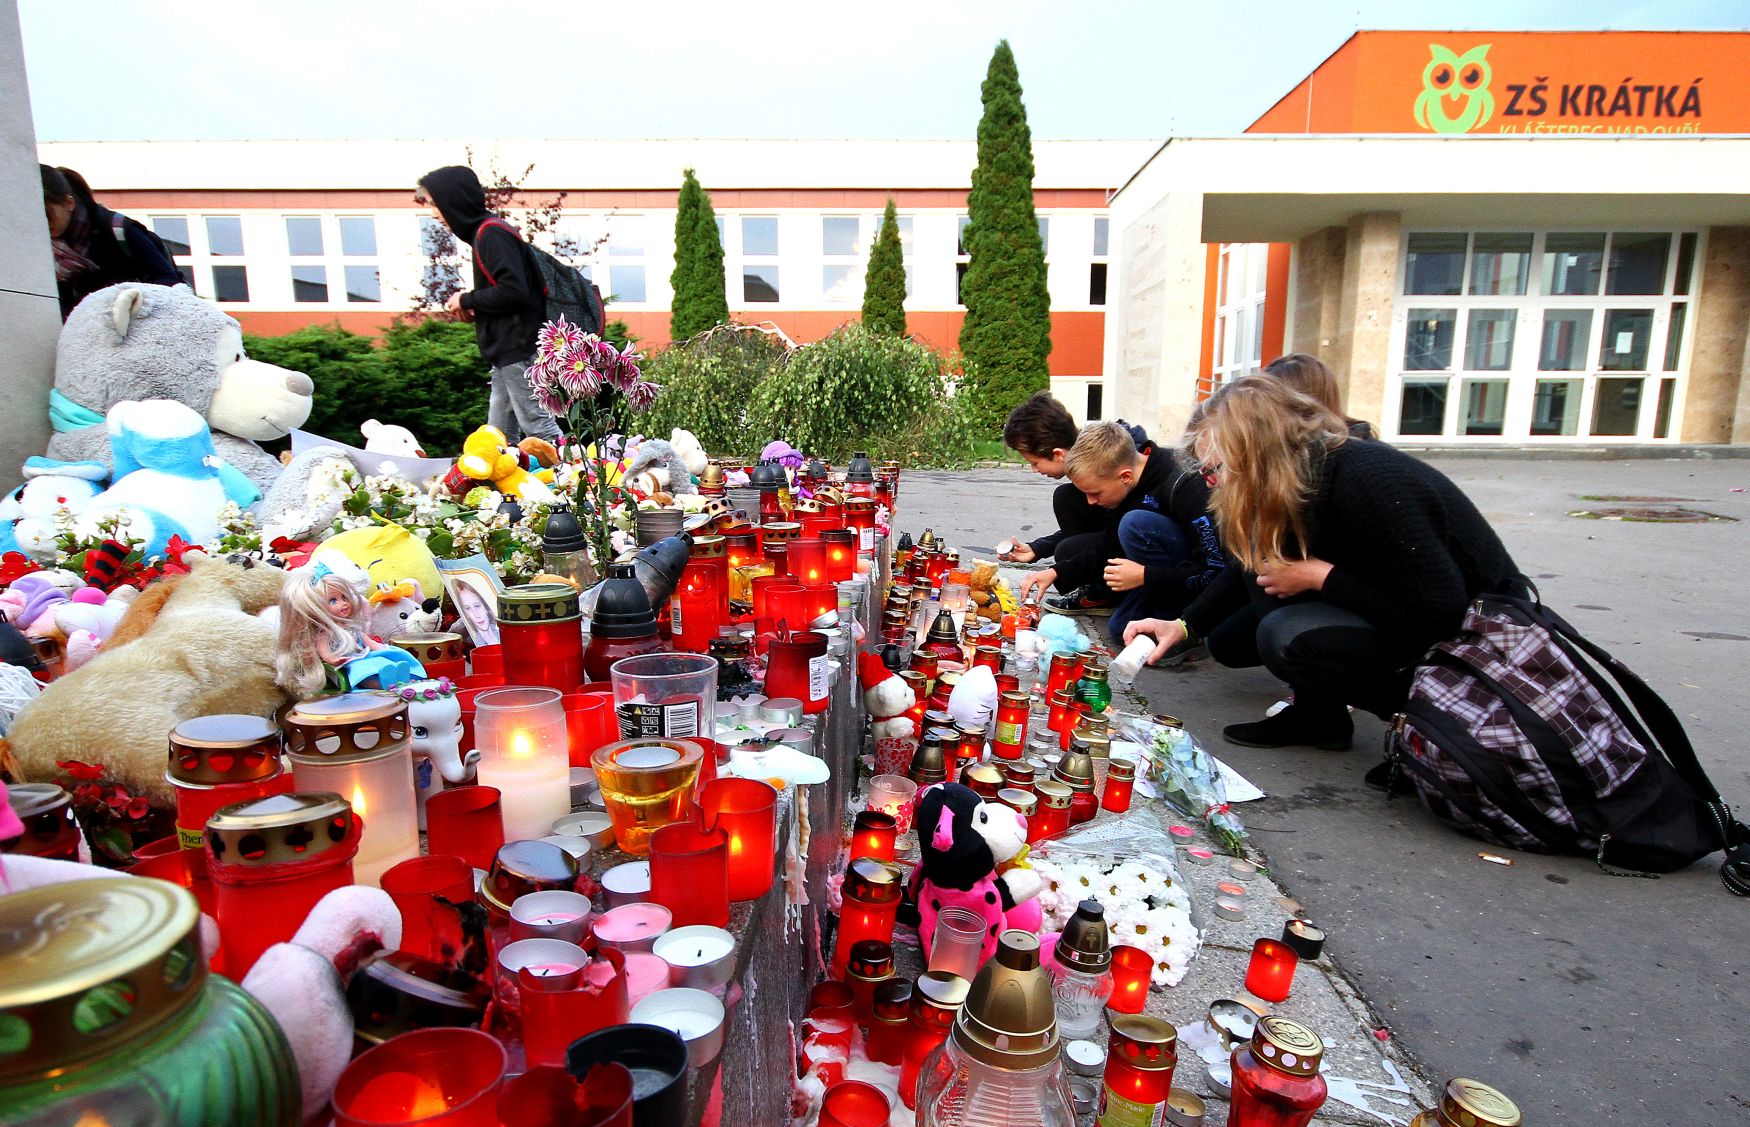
[1061,421,1224,644]
[417,166,561,444]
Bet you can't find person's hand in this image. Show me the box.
[1123,617,1186,665]
[1019,567,1056,602]
[444,291,466,315]
[1257,557,1334,598]
[1103,558,1145,593]
[1002,540,1036,563]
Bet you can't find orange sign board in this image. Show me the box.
[1248,31,1750,136]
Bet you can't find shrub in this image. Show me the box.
[640,325,788,453]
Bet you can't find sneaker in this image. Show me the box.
[1222,704,1354,751]
[1149,634,1208,667]
[1042,586,1115,615]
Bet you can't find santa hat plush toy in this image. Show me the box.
[860,651,916,740]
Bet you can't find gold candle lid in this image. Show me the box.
[1074,711,1111,736]
[760,521,802,543]
[166,713,282,787]
[481,839,580,915]
[282,692,409,763]
[1429,1079,1523,1127]
[496,581,581,623]
[1107,758,1137,781]
[952,930,1061,1069]
[1055,748,1095,791]
[389,630,466,664]
[1002,761,1036,784]
[1074,730,1111,760]
[690,534,726,559]
[960,763,1004,791]
[997,788,1037,817]
[1251,1015,1324,1077]
[843,858,904,905]
[698,463,726,491]
[1036,779,1074,810]
[923,709,955,729]
[843,497,876,517]
[0,878,204,1083]
[205,791,358,867]
[1109,1014,1178,1068]
[899,670,929,698]
[845,939,896,984]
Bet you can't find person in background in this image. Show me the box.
[1060,420,1223,643]
[416,166,562,446]
[1263,353,1377,440]
[42,165,182,319]
[1122,377,1522,751]
[1002,392,1155,614]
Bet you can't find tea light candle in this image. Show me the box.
[1281,919,1326,960]
[601,861,652,906]
[1227,858,1259,882]
[653,924,737,991]
[761,697,804,726]
[1167,824,1196,842]
[1213,897,1246,922]
[538,835,594,862]
[569,767,598,806]
[509,890,592,943]
[1108,944,1153,1014]
[592,902,672,954]
[497,936,586,984]
[1215,880,1248,900]
[1065,1038,1107,1076]
[1183,846,1216,867]
[1244,937,1299,1003]
[630,987,727,1068]
[551,811,615,850]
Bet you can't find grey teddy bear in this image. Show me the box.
[48,283,315,494]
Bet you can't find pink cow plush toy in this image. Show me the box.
[910,781,1043,966]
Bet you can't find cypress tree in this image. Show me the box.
[669,168,728,340]
[959,40,1051,425]
[861,198,907,336]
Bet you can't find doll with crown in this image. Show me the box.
[276,559,426,696]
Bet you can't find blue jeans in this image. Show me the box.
[1109,509,1190,642]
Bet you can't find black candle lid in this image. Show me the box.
[590,562,659,639]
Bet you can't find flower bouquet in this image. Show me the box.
[1032,849,1200,986]
[1119,715,1249,856]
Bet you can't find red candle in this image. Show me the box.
[699,776,778,901]
[898,971,969,1110]
[126,844,224,971]
[498,584,585,693]
[424,785,505,873]
[820,1080,891,1127]
[1031,780,1072,843]
[518,946,631,1068]
[1102,759,1136,813]
[1108,943,1153,1014]
[788,537,829,585]
[1069,789,1098,825]
[850,810,897,862]
[1245,937,1300,1004]
[332,1027,507,1127]
[689,533,732,621]
[972,644,1003,674]
[765,630,831,714]
[843,499,877,558]
[764,582,810,630]
[381,854,476,967]
[802,582,839,625]
[1046,688,1079,734]
[952,724,985,764]
[831,858,903,978]
[822,528,856,583]
[844,939,895,1029]
[1045,651,1085,698]
[166,714,293,850]
[907,651,939,696]
[991,691,1029,760]
[469,644,504,678]
[1101,1015,1179,1124]
[1229,1017,1329,1127]
[668,564,722,653]
[724,529,759,576]
[564,691,618,769]
[649,821,730,928]
[205,791,359,978]
[864,979,913,1066]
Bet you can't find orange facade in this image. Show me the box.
[1248,30,1750,136]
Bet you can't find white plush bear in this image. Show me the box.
[48,284,314,494]
[0,459,107,561]
[77,400,257,556]
[360,419,425,457]
[669,428,709,479]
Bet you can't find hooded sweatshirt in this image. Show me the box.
[419,166,544,367]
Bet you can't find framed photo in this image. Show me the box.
[436,555,506,646]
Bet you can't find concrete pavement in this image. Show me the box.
[899,459,1750,1127]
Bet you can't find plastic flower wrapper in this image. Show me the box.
[1115,714,1249,857]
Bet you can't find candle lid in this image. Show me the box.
[1055,749,1095,790]
[689,534,726,559]
[959,762,1004,791]
[1251,1015,1324,1077]
[871,978,913,1023]
[1108,1014,1179,1069]
[1106,758,1136,781]
[952,930,1061,1070]
[1036,779,1073,810]
[843,858,904,904]
[698,463,726,491]
[389,630,466,663]
[1433,1079,1522,1127]
[0,878,203,1082]
[282,691,409,763]
[996,788,1037,816]
[5,782,70,819]
[1054,900,1112,973]
[912,970,971,1016]
[1074,711,1110,735]
[496,582,581,624]
[1002,762,1036,784]
[1155,713,1184,729]
[347,950,490,1047]
[1080,662,1109,683]
[167,713,283,786]
[481,839,580,915]
[845,939,896,983]
[205,791,358,867]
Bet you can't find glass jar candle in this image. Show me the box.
[844,498,877,557]
[953,723,986,765]
[1101,759,1136,813]
[1049,901,1113,1040]
[1032,780,1073,843]
[282,692,419,886]
[424,785,505,872]
[1229,1018,1329,1127]
[821,1080,892,1127]
[1410,1078,1523,1127]
[908,651,940,696]
[592,738,704,856]
[498,583,585,693]
[846,939,896,1028]
[1076,662,1111,713]
[992,690,1029,760]
[688,533,732,620]
[1045,651,1084,699]
[1099,1015,1179,1126]
[0,878,300,1127]
[866,979,914,1066]
[788,537,830,586]
[332,1027,507,1127]
[205,791,360,977]
[971,644,1004,675]
[851,809,899,862]
[700,776,779,901]
[381,854,477,967]
[1046,688,1079,736]
[391,630,468,682]
[723,529,760,602]
[899,971,971,1111]
[0,784,81,861]
[832,858,904,977]
[866,774,919,834]
[1244,938,1300,1004]
[765,629,831,714]
[822,528,857,584]
[959,763,1005,800]
[474,686,571,844]
[610,651,719,741]
[583,562,669,683]
[1003,761,1037,794]
[478,840,580,957]
[649,821,730,928]
[997,787,1037,825]
[1107,945,1153,1014]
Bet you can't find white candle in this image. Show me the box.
[474,688,570,844]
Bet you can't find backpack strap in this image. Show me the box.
[472,217,520,284]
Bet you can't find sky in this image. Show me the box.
[18,0,1748,142]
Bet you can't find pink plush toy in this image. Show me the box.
[910,782,1044,966]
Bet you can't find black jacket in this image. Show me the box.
[1104,445,1225,595]
[1181,440,1522,656]
[1026,419,1156,561]
[420,166,543,368]
[56,200,183,318]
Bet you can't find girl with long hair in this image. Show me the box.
[1262,353,1377,440]
[1123,376,1522,750]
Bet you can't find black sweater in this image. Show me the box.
[1181,440,1520,653]
[1026,420,1156,561]
[1105,446,1226,595]
[421,166,544,367]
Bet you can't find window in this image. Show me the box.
[1463,309,1516,370]
[290,265,327,302]
[285,217,323,256]
[822,217,859,256]
[344,265,381,303]
[1037,216,1049,255]
[1210,243,1269,389]
[1654,378,1678,439]
[1086,383,1104,422]
[1599,309,1653,371]
[1606,233,1669,295]
[741,217,778,257]
[1460,378,1508,435]
[1673,233,1698,295]
[419,216,454,256]
[1531,378,1582,436]
[743,265,780,303]
[955,263,970,305]
[956,215,971,256]
[610,266,646,303]
[608,217,644,256]
[823,264,859,303]
[1089,263,1108,305]
[152,217,191,257]
[211,265,249,302]
[1404,309,1456,370]
[1538,310,1592,370]
[1591,377,1643,436]
[955,215,972,306]
[1405,233,1465,295]
[1093,217,1109,258]
[1543,233,1604,295]
[1469,233,1531,296]
[1399,377,1449,435]
[206,217,244,256]
[339,217,377,256]
[1664,303,1687,371]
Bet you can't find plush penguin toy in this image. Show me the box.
[909,782,1044,967]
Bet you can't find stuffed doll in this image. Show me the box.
[366,579,441,640]
[946,663,1000,738]
[859,651,919,776]
[396,678,474,829]
[910,782,1044,966]
[457,425,554,506]
[275,561,425,697]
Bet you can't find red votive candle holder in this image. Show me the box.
[498,584,585,693]
[496,1061,633,1127]
[899,971,969,1110]
[802,582,839,625]
[126,843,223,971]
[788,537,829,586]
[1101,1014,1179,1122]
[1245,937,1300,1003]
[205,791,359,978]
[1109,944,1153,1014]
[907,651,939,695]
[469,645,504,678]
[831,858,903,977]
[991,691,1028,760]
[822,529,856,583]
[699,776,778,901]
[166,714,292,850]
[766,584,812,632]
[1102,759,1136,813]
[565,691,619,769]
[845,939,895,1030]
[668,563,722,654]
[517,945,631,1069]
[648,820,730,928]
[765,629,830,714]
[972,644,1003,674]
[850,810,897,863]
[424,786,505,873]
[1045,651,1084,698]
[865,979,913,1066]
[1031,780,1072,842]
[332,1027,507,1127]
[382,854,476,967]
[820,1080,892,1127]
[843,498,877,557]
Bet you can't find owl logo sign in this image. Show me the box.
[1414,43,1494,133]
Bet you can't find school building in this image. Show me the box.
[1108,30,1750,445]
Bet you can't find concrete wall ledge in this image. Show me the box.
[1397,444,1750,461]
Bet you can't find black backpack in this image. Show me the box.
[1387,590,1750,895]
[476,218,605,335]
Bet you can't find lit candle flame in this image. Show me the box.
[511,730,533,761]
[351,784,367,818]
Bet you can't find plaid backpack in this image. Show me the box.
[1387,590,1750,895]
